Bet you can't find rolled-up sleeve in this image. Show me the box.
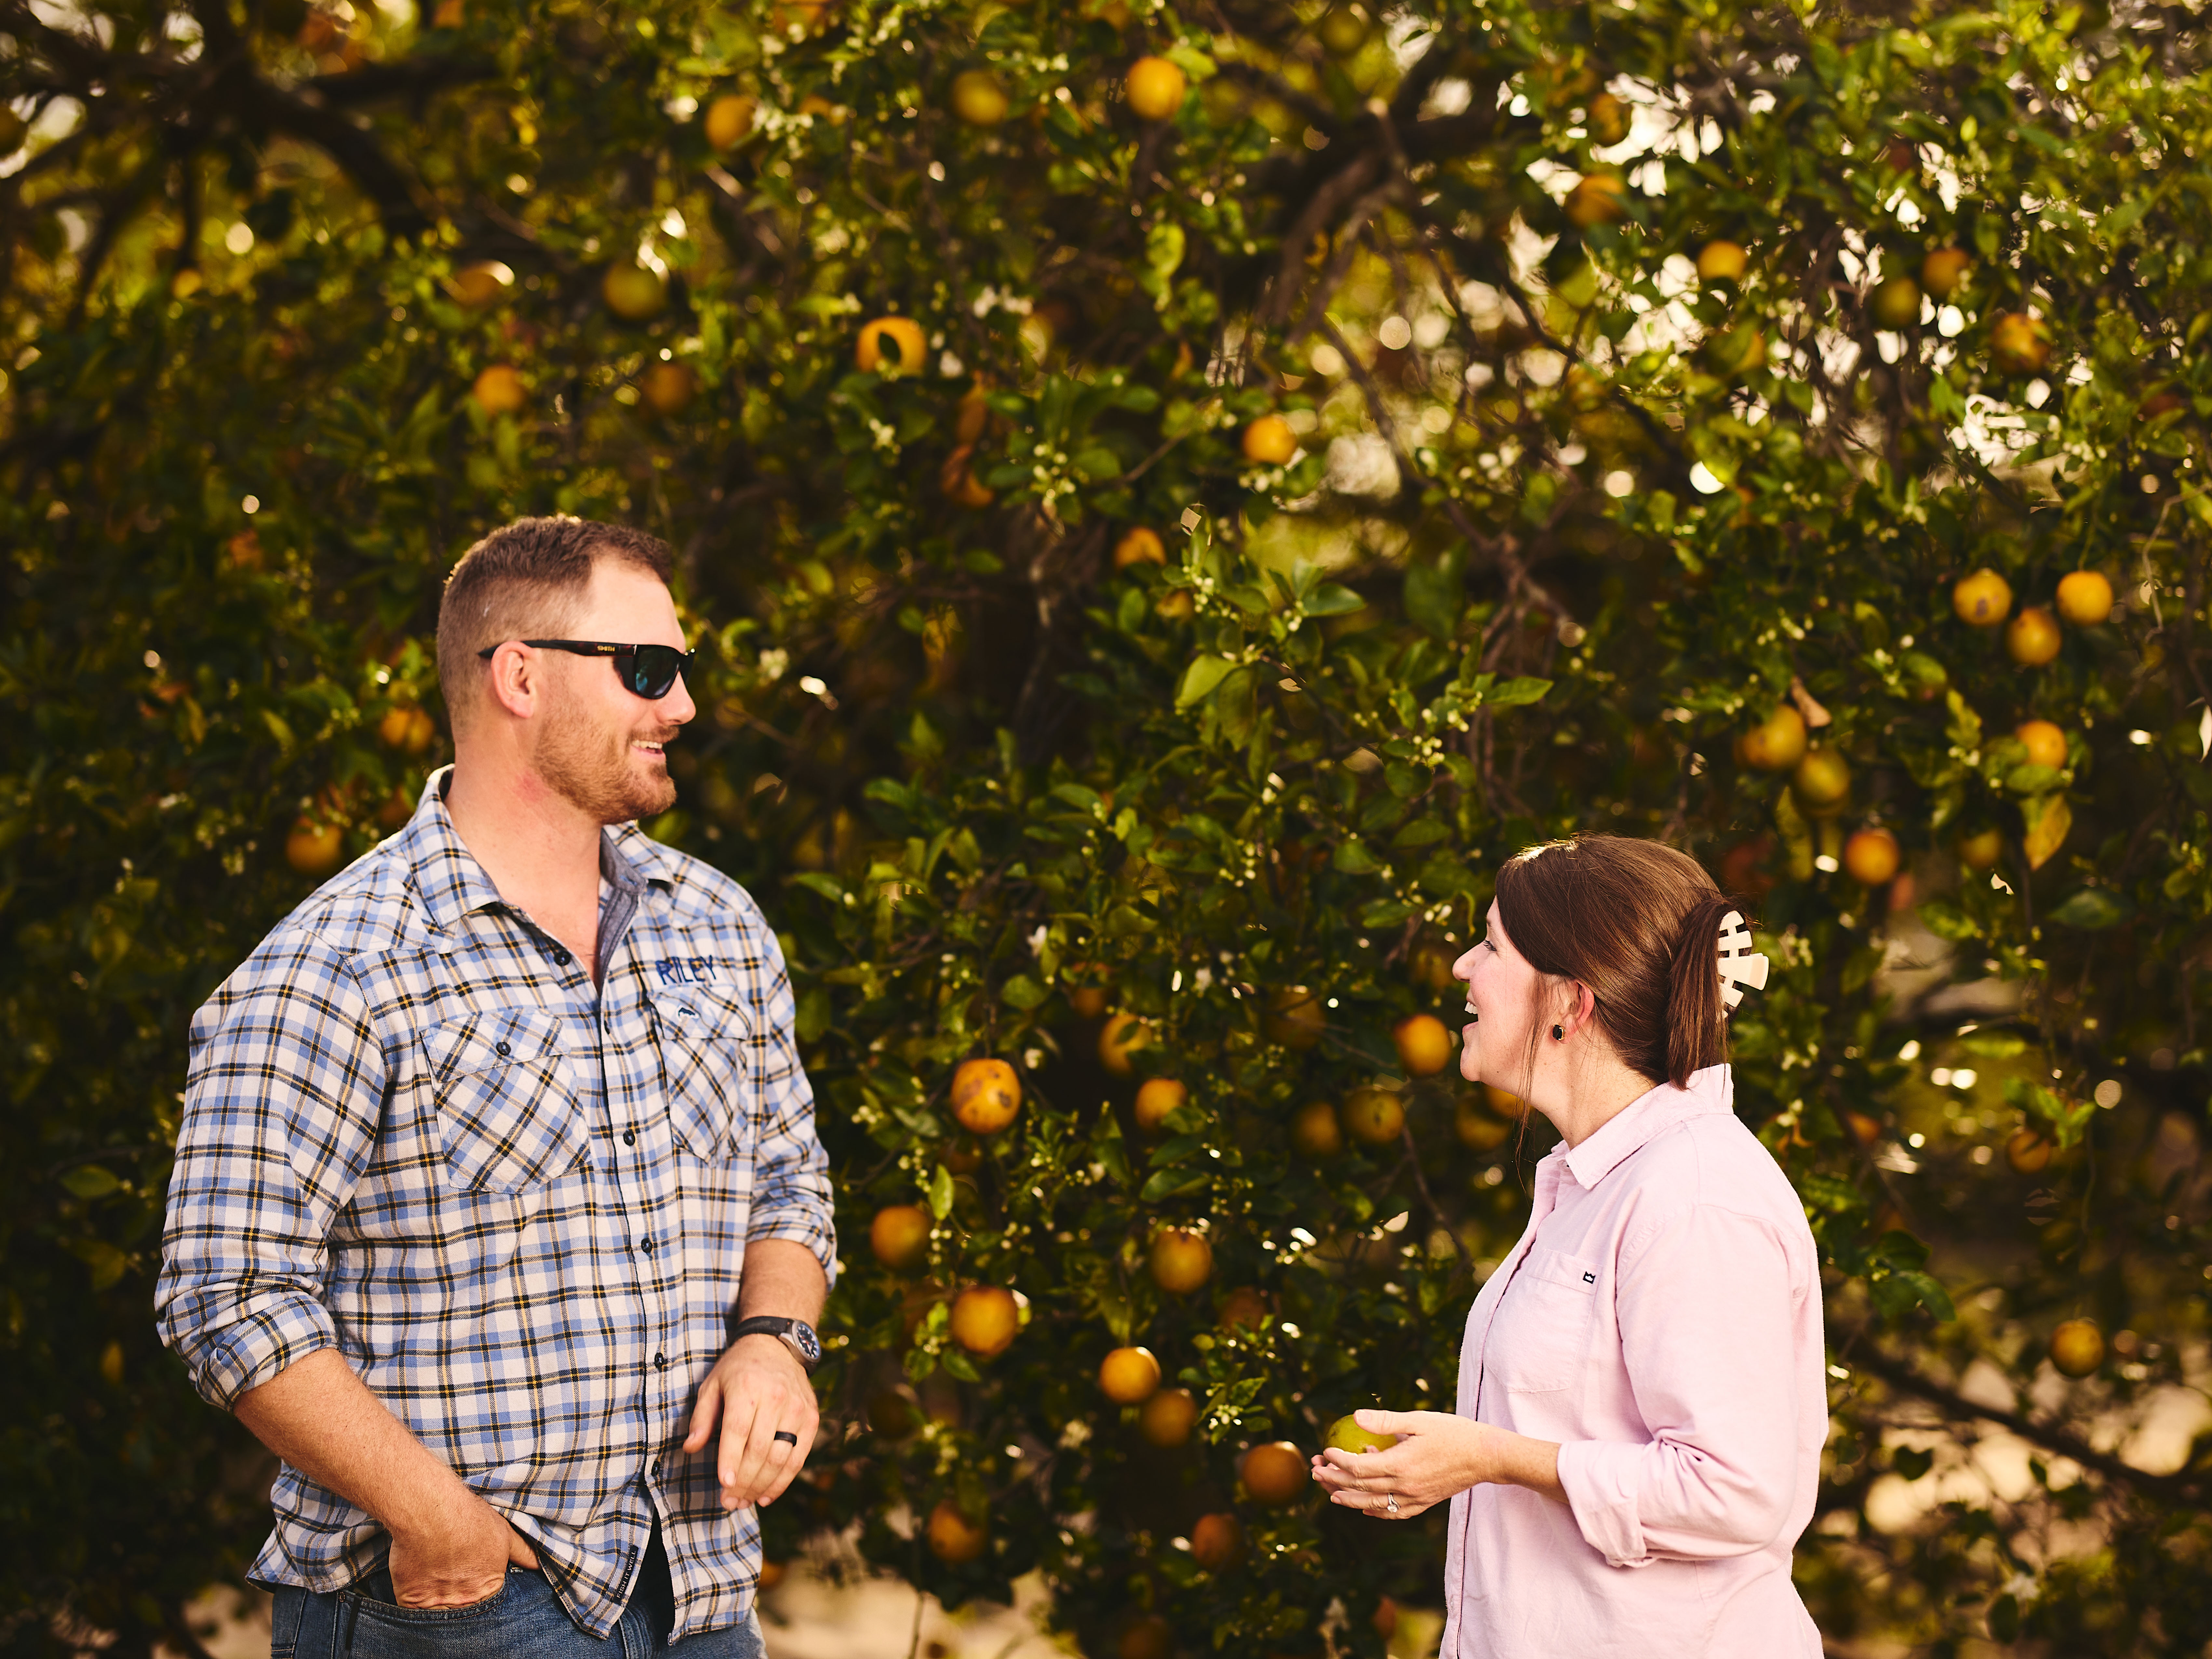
[1555,1204,1805,1568]
[742,922,837,1288]
[155,933,385,1408]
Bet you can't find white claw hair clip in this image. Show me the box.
[1717,909,1770,1011]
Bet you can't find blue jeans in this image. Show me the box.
[269,1534,766,1659]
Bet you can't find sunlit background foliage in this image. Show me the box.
[4,0,2211,1652]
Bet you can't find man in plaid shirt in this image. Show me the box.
[157,518,836,1656]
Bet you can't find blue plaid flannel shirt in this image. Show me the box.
[155,770,837,1640]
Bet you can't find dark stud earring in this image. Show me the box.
[1551,1024,1565,1040]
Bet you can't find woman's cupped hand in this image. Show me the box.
[1309,1409,1496,1520]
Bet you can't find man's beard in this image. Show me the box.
[535,685,677,824]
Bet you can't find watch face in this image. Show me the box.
[792,1323,822,1365]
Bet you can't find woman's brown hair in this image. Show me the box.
[1493,834,1746,1088]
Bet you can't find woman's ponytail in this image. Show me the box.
[1663,891,1742,1087]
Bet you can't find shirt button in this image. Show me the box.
[495,1040,512,1057]
[654,1352,668,1371]
[651,1458,662,1476]
[623,1128,636,1146]
[638,1236,654,1254]
[552,950,572,966]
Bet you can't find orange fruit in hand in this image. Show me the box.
[926,1499,988,1563]
[1951,568,2013,627]
[870,1204,932,1272]
[1149,1227,1213,1293]
[2054,570,2112,625]
[2005,606,2061,666]
[951,1057,1021,1134]
[1393,1013,1454,1075]
[1139,1386,1199,1446]
[2015,720,2067,770]
[949,1286,1020,1356]
[1842,829,1900,887]
[1190,1512,1243,1570]
[1133,1077,1187,1134]
[1124,55,1187,122]
[857,315,928,377]
[1239,1441,1309,1504]
[1241,416,1298,465]
[1099,1345,1162,1404]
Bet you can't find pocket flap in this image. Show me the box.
[428,1006,568,1082]
[1523,1246,1600,1294]
[648,985,756,1041]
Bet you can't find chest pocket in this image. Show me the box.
[425,1007,588,1194]
[1486,1246,1601,1395]
[649,985,756,1161]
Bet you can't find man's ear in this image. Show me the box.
[479,641,542,722]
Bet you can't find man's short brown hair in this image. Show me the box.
[436,516,675,726]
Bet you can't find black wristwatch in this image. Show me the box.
[732,1315,823,1374]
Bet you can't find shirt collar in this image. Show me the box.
[398,768,675,932]
[1557,1064,1736,1190]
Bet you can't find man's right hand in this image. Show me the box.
[387,1493,540,1608]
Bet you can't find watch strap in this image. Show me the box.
[732,1315,820,1371]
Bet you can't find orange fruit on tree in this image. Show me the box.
[2015,720,2067,770]
[1290,1100,1342,1159]
[1239,1441,1308,1504]
[1587,91,1629,144]
[2054,570,2113,625]
[1099,1345,1162,1404]
[601,263,666,321]
[1455,1094,1509,1151]
[641,361,697,415]
[1266,985,1325,1049]
[1563,172,1628,227]
[704,93,757,150]
[1393,1013,1454,1075]
[1407,938,1458,993]
[949,1285,1020,1356]
[1373,1597,1399,1639]
[2048,1318,2104,1378]
[1957,827,2004,870]
[285,818,345,876]
[2005,606,2061,666]
[1133,1077,1187,1135]
[1341,1086,1405,1146]
[1696,240,1748,283]
[950,69,1010,126]
[1114,527,1166,569]
[1921,247,1970,299]
[2006,1128,2054,1174]
[448,260,513,308]
[951,1057,1022,1134]
[1791,747,1851,812]
[1990,313,2052,374]
[1098,1012,1152,1077]
[1068,984,1110,1019]
[471,364,527,416]
[1241,415,1298,465]
[1139,1386,1199,1446]
[1844,1109,1882,1147]
[926,1498,988,1563]
[1190,1512,1243,1571]
[1951,567,2013,627]
[1124,55,1187,122]
[1149,1226,1213,1294]
[1871,275,1922,329]
[1217,1286,1269,1332]
[856,315,928,377]
[1737,705,1807,772]
[870,1203,932,1272]
[1842,829,1900,887]
[1118,1617,1172,1659]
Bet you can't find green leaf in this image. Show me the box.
[1332,838,1381,874]
[1483,676,1553,709]
[60,1166,121,1199]
[928,1164,956,1220]
[2047,887,2134,930]
[1000,974,1047,1009]
[1175,655,1237,709]
[1917,901,1980,942]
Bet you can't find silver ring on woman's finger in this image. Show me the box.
[1384,1492,1398,1515]
[773,1430,799,1446]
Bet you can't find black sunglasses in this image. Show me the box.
[476,638,695,700]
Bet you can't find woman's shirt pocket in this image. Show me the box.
[1486,1245,1602,1394]
[424,1007,589,1194]
[649,985,756,1162]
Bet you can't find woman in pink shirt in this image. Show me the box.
[1312,836,1826,1658]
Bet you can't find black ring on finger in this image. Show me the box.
[773,1430,799,1446]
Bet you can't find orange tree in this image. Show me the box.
[5,0,2212,1652]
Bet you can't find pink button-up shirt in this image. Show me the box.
[1441,1066,1826,1659]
